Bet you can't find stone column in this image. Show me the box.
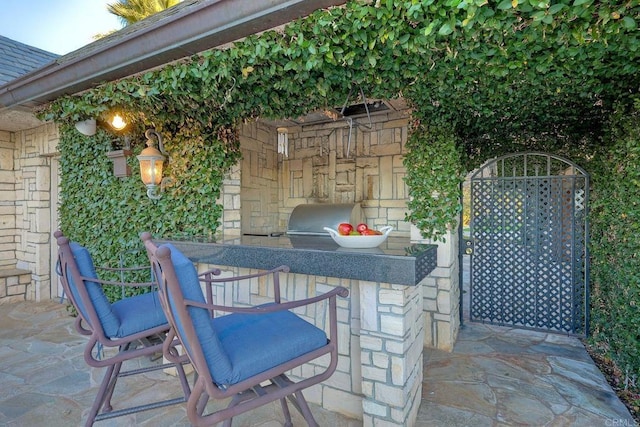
[0,130,16,270]
[412,224,460,351]
[221,162,241,235]
[359,280,424,426]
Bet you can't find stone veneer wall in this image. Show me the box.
[0,130,17,269]
[238,122,280,235]
[237,112,412,235]
[278,113,411,233]
[197,263,425,425]
[0,269,31,303]
[0,123,59,302]
[412,226,461,351]
[220,161,242,236]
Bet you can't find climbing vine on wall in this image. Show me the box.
[43,2,640,377]
[403,117,463,241]
[589,97,640,388]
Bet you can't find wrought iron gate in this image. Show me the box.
[465,152,589,335]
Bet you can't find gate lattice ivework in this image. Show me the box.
[467,152,589,335]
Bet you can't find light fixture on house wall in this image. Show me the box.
[110,114,127,131]
[106,136,132,178]
[137,129,170,200]
[75,118,97,136]
[277,127,289,157]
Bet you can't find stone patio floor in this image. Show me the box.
[0,299,634,426]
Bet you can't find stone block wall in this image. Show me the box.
[281,114,411,233]
[3,123,59,302]
[0,130,17,269]
[359,281,424,425]
[412,225,461,351]
[221,161,242,236]
[0,268,31,303]
[235,117,461,354]
[238,121,280,235]
[238,112,412,235]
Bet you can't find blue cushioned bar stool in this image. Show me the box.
[54,230,191,426]
[141,232,349,427]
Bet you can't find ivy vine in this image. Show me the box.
[589,97,640,387]
[42,0,640,381]
[43,0,640,241]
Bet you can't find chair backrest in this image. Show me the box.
[56,231,167,341]
[144,239,235,387]
[56,234,121,339]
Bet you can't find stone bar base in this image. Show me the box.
[411,225,460,351]
[360,281,424,426]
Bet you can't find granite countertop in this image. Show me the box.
[162,234,437,286]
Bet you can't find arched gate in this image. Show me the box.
[463,152,589,335]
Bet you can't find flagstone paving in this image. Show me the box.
[418,323,635,426]
[0,300,634,426]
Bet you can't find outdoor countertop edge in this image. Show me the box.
[160,235,437,286]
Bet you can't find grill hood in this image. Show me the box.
[287,203,364,236]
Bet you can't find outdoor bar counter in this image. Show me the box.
[161,234,437,426]
[163,233,437,285]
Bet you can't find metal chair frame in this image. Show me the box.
[54,230,191,426]
[141,232,349,427]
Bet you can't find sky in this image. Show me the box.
[1,0,123,55]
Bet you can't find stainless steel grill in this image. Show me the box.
[287,203,363,236]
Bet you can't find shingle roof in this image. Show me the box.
[0,35,58,86]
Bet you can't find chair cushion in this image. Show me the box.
[163,244,327,387]
[110,292,167,338]
[69,243,120,337]
[163,244,234,382]
[213,309,328,386]
[69,242,167,339]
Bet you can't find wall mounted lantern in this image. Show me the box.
[137,129,169,200]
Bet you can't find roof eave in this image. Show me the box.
[0,0,345,111]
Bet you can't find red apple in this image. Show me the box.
[361,228,379,236]
[356,223,368,234]
[338,223,353,235]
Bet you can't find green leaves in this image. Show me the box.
[589,97,640,386]
[497,0,513,10]
[45,0,640,289]
[404,120,463,241]
[43,1,640,382]
[622,16,637,30]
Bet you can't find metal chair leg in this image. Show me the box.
[291,390,319,427]
[85,363,118,427]
[280,397,293,427]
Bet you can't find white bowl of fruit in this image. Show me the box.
[323,223,393,249]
